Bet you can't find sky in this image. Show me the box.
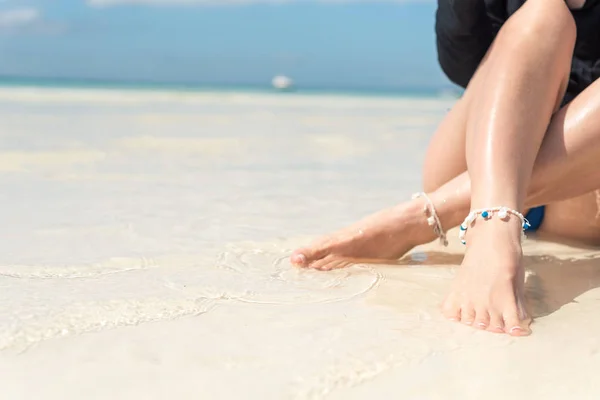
[0,0,449,90]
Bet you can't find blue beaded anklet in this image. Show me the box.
[459,207,530,245]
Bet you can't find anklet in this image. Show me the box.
[412,192,448,247]
[459,207,531,245]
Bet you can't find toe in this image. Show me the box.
[290,242,330,267]
[319,259,352,271]
[474,309,490,330]
[488,312,505,334]
[441,297,461,322]
[290,251,308,267]
[503,310,531,337]
[310,256,340,271]
[461,306,476,326]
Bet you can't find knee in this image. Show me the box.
[504,0,576,50]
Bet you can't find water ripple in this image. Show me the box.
[0,246,381,351]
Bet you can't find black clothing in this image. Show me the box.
[436,0,600,103]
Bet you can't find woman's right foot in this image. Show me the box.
[290,198,439,270]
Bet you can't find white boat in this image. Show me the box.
[272,75,294,91]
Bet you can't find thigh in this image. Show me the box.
[423,23,500,192]
[422,96,469,192]
[539,191,600,246]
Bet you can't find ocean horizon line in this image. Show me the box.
[0,75,461,99]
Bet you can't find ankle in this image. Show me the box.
[467,219,525,255]
[391,199,437,246]
[410,193,448,246]
[460,205,530,245]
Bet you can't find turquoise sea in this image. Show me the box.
[0,75,462,99]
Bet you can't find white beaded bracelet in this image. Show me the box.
[459,207,531,245]
[412,192,448,247]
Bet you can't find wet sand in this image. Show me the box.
[0,87,598,399]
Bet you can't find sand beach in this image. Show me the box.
[0,87,599,399]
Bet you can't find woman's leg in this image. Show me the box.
[289,78,600,273]
[290,92,600,277]
[421,97,469,192]
[427,78,600,235]
[291,0,577,271]
[540,192,600,245]
[442,0,576,336]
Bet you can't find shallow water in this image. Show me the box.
[0,88,599,399]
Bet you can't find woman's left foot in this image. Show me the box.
[441,216,532,336]
[290,199,437,270]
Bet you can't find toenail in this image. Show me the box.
[510,326,523,333]
[464,321,473,325]
[477,322,487,328]
[291,254,307,265]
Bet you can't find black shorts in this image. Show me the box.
[436,0,600,104]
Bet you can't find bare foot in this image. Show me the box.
[290,199,437,270]
[442,216,532,336]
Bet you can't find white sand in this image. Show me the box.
[0,87,599,399]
